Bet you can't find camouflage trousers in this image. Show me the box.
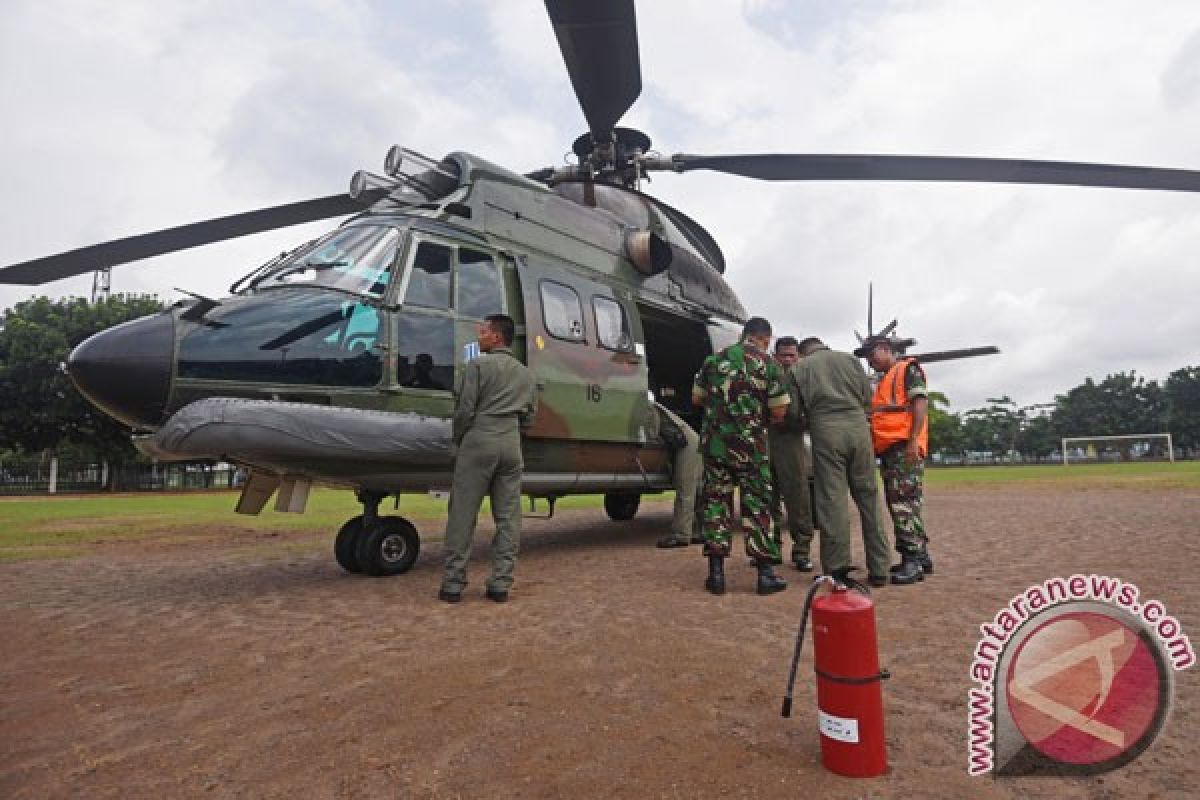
[700,458,779,562]
[880,447,927,556]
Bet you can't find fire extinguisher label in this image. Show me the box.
[818,710,860,744]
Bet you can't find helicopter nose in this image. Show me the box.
[68,312,175,429]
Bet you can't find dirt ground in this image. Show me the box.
[2,485,1197,799]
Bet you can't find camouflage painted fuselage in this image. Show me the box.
[118,152,747,498]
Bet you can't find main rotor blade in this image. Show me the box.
[0,190,386,286]
[910,346,1001,364]
[545,0,641,139]
[673,153,1200,192]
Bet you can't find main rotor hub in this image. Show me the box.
[571,127,653,186]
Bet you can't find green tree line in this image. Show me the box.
[1,294,166,462]
[928,369,1200,460]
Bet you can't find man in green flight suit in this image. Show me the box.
[651,399,704,548]
[789,337,890,586]
[769,335,816,572]
[693,317,791,596]
[439,314,538,604]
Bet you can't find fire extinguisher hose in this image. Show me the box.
[781,576,828,718]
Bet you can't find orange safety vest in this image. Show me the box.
[870,357,928,457]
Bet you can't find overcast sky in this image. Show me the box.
[1,0,1197,412]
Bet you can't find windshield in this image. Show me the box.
[178,291,383,387]
[249,225,401,296]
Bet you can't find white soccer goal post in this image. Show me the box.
[1061,433,1174,466]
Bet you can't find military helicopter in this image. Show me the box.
[3,0,1200,578]
[852,283,1001,365]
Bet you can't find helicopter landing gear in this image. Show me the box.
[604,491,641,521]
[357,517,420,576]
[334,515,366,573]
[335,491,421,576]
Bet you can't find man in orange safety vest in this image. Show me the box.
[860,335,932,586]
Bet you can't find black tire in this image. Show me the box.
[604,492,641,521]
[334,515,365,573]
[356,516,421,576]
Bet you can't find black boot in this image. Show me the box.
[890,556,925,585]
[756,561,788,595]
[890,552,934,575]
[705,555,726,595]
[791,553,814,572]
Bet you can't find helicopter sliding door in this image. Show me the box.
[514,255,649,444]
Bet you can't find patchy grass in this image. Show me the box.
[8,464,1191,561]
[0,489,641,561]
[926,460,1200,489]
[1,491,360,547]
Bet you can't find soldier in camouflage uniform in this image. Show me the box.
[862,335,931,585]
[692,317,791,596]
[769,336,816,572]
[439,314,538,604]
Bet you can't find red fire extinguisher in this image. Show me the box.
[782,573,889,778]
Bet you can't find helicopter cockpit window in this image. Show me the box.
[404,242,452,310]
[592,296,633,352]
[178,291,382,386]
[540,280,585,342]
[395,312,453,390]
[456,249,503,319]
[253,225,399,297]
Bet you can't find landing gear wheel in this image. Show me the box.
[356,516,421,576]
[334,515,365,573]
[604,492,641,521]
